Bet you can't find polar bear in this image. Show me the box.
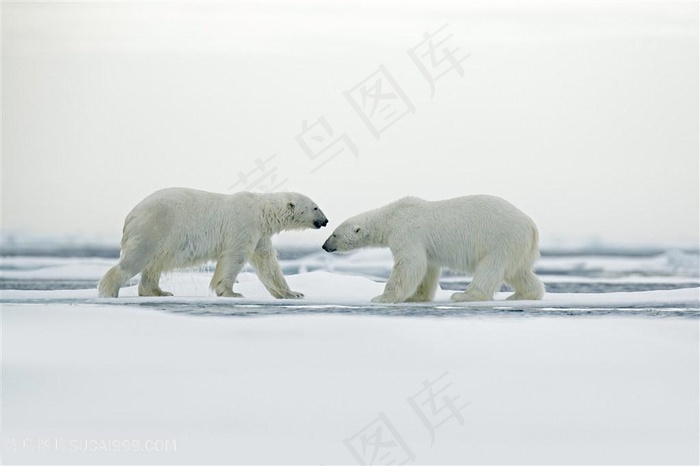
[98,188,328,298]
[322,195,544,303]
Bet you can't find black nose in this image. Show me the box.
[322,242,335,252]
[314,219,328,229]
[321,219,328,227]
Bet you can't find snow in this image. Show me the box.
[2,303,698,464]
[2,258,698,464]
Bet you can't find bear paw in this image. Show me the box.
[506,292,542,301]
[450,291,491,302]
[217,290,244,298]
[371,294,398,303]
[405,295,431,303]
[138,288,174,297]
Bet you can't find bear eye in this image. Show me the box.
[354,227,361,233]
[313,207,318,211]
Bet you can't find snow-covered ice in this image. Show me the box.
[3,302,698,464]
[2,270,699,314]
[1,252,698,464]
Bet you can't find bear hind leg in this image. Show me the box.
[406,266,441,302]
[138,265,173,297]
[451,255,505,302]
[98,264,131,298]
[98,237,162,298]
[505,269,545,301]
[98,254,150,298]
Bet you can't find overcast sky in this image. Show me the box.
[2,1,698,247]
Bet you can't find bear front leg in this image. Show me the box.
[250,238,303,299]
[371,247,427,303]
[210,251,249,297]
[405,265,441,302]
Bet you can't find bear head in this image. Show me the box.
[321,218,371,253]
[285,193,329,230]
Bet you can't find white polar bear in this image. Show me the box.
[98,188,328,298]
[322,195,545,303]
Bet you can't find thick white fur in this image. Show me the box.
[322,195,545,303]
[98,188,328,298]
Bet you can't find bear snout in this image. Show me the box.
[322,240,335,252]
[313,215,329,229]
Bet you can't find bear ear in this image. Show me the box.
[354,226,361,233]
[287,202,295,210]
